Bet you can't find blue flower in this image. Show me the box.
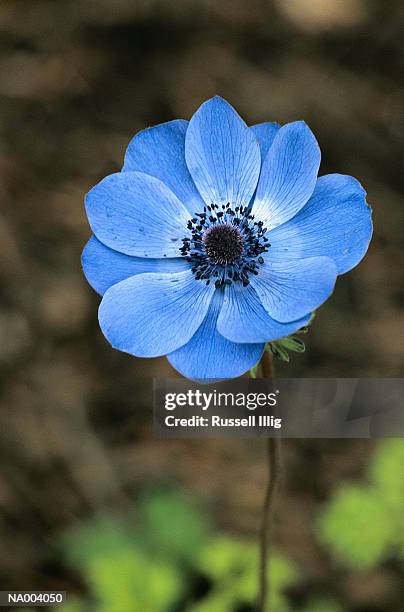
[82,96,372,380]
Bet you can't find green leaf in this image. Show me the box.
[85,548,182,612]
[137,490,210,562]
[193,536,298,611]
[316,485,395,570]
[368,440,404,562]
[370,439,404,520]
[303,597,344,612]
[61,515,133,570]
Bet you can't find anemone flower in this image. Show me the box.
[82,96,372,380]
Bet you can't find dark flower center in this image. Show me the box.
[202,224,244,265]
[180,202,270,288]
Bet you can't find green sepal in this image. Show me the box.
[265,312,316,362]
[249,363,259,378]
[250,312,315,372]
[280,336,306,353]
[267,343,290,362]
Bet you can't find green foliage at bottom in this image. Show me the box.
[316,439,404,571]
[57,490,298,612]
[303,598,344,612]
[190,536,297,612]
[46,440,403,612]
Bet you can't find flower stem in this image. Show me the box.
[256,351,282,612]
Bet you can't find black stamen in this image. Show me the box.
[180,201,270,287]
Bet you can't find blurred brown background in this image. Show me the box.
[0,0,403,610]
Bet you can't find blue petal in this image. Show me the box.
[252,121,321,230]
[217,283,311,343]
[265,174,373,275]
[185,96,261,208]
[250,122,281,161]
[122,119,205,215]
[167,290,265,381]
[250,256,337,323]
[82,236,191,295]
[98,270,215,358]
[85,171,191,257]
